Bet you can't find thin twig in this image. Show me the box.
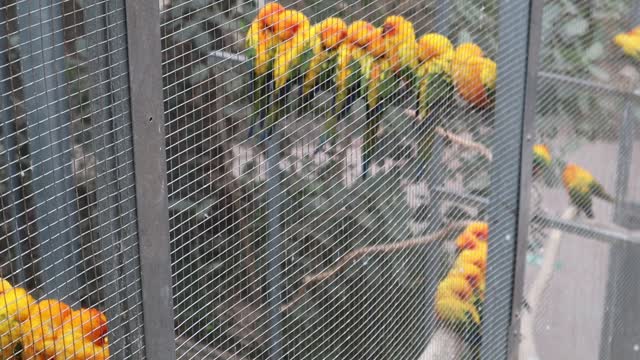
[434,127,493,162]
[281,221,469,311]
[404,109,493,161]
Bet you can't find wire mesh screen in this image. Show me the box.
[0,1,144,358]
[520,0,640,359]
[160,0,531,359]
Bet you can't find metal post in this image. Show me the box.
[0,13,27,286]
[15,0,82,303]
[124,0,176,359]
[481,0,543,358]
[264,131,284,360]
[84,0,144,357]
[598,3,640,358]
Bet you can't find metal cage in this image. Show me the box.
[0,0,638,359]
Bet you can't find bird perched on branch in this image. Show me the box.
[414,34,455,178]
[532,143,552,178]
[614,26,640,60]
[301,17,347,112]
[250,6,316,138]
[382,16,417,106]
[316,20,372,149]
[246,2,284,138]
[561,163,614,218]
[451,43,496,109]
[357,24,395,179]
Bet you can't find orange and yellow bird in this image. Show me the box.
[532,143,552,178]
[302,17,347,112]
[614,26,640,60]
[263,8,315,136]
[246,2,285,138]
[562,163,614,218]
[451,42,496,108]
[358,24,394,179]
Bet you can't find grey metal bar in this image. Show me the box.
[83,0,139,357]
[433,188,637,246]
[15,0,82,303]
[599,5,640,352]
[538,71,640,98]
[124,0,176,359]
[0,12,26,286]
[106,0,146,355]
[264,132,284,360]
[530,215,637,245]
[481,0,543,358]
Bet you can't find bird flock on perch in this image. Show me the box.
[245,2,496,179]
[0,278,109,359]
[245,1,623,354]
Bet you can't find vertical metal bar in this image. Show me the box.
[83,0,138,357]
[265,132,284,360]
[599,4,640,359]
[15,0,82,303]
[0,13,26,286]
[124,0,176,359]
[481,0,543,358]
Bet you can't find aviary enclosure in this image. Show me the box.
[0,0,638,359]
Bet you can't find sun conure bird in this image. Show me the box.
[456,241,487,273]
[0,287,36,359]
[532,143,552,178]
[451,42,497,108]
[301,17,347,113]
[414,34,455,177]
[263,9,316,137]
[452,47,496,109]
[614,28,640,60]
[19,299,72,359]
[245,2,285,138]
[317,20,374,149]
[359,26,395,179]
[381,16,417,106]
[455,221,489,251]
[449,261,486,300]
[561,163,614,219]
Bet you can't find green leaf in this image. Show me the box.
[584,42,604,61]
[563,17,588,37]
[587,65,610,82]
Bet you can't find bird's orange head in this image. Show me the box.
[465,221,488,241]
[455,231,479,251]
[367,27,386,58]
[66,308,109,346]
[417,33,453,62]
[561,163,594,191]
[382,16,413,37]
[449,262,484,290]
[347,20,376,47]
[318,17,348,50]
[257,2,285,30]
[271,9,307,41]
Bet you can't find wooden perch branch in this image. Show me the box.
[403,109,493,161]
[435,128,493,162]
[281,221,470,312]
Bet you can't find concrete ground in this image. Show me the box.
[521,140,640,360]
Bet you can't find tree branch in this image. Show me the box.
[281,221,470,311]
[404,109,493,161]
